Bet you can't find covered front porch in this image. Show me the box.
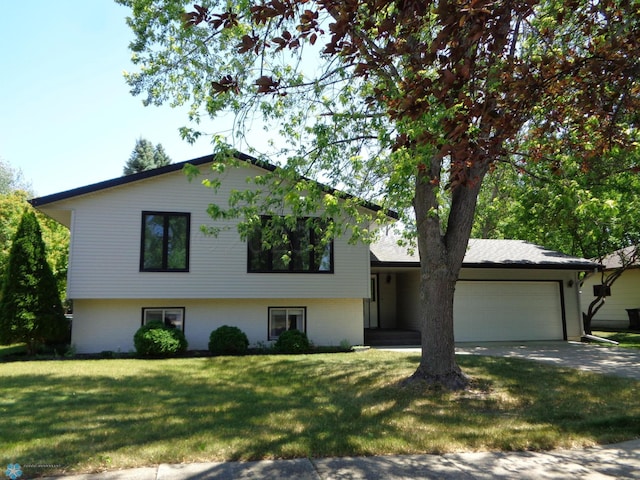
[364,268,422,346]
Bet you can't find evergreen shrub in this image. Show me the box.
[274,329,310,354]
[134,321,188,357]
[0,210,68,354]
[208,325,249,355]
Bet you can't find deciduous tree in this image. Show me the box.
[118,0,640,389]
[0,161,68,303]
[473,153,640,334]
[0,157,30,195]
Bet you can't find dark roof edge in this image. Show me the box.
[371,261,601,271]
[28,151,397,218]
[28,153,219,207]
[461,262,601,271]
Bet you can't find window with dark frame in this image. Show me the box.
[140,212,190,272]
[142,307,185,331]
[268,307,306,340]
[247,216,333,273]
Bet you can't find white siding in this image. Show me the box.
[51,163,369,300]
[71,298,363,353]
[581,269,640,329]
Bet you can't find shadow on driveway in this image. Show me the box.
[382,341,640,380]
[455,341,640,380]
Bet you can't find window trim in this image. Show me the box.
[247,216,334,274]
[268,306,307,341]
[140,211,191,272]
[141,307,186,332]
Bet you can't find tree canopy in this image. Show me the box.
[0,161,69,304]
[123,138,173,174]
[118,0,640,389]
[0,157,31,195]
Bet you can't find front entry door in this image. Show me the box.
[365,274,379,328]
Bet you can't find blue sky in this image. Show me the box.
[1,2,226,197]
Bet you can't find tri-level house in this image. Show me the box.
[30,153,600,353]
[30,154,381,353]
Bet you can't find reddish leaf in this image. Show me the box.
[272,37,287,52]
[211,75,239,95]
[301,9,318,23]
[255,75,280,94]
[354,63,370,77]
[238,34,259,54]
[442,69,456,86]
[183,4,210,27]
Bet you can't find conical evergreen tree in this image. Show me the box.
[123,138,172,175]
[0,210,67,353]
[152,143,172,168]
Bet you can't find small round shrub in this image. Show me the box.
[274,329,311,354]
[134,321,188,357]
[208,325,249,356]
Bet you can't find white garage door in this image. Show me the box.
[453,281,564,342]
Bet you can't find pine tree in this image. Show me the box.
[152,143,172,168]
[123,138,172,175]
[0,210,67,353]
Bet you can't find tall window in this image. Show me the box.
[268,307,306,340]
[140,212,190,272]
[142,307,185,331]
[248,216,333,273]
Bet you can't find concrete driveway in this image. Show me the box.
[382,341,640,380]
[454,341,640,380]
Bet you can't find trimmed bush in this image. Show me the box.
[208,325,249,356]
[134,321,188,357]
[274,329,310,354]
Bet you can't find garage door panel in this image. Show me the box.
[454,281,564,342]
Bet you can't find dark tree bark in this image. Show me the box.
[407,157,490,390]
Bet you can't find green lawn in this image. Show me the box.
[1,350,639,477]
[592,330,640,348]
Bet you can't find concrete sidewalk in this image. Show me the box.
[41,439,640,479]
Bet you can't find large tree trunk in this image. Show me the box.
[408,252,469,389]
[406,157,489,390]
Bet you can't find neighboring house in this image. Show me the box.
[367,236,600,343]
[581,246,640,329]
[30,153,600,353]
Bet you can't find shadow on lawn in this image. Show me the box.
[1,353,639,476]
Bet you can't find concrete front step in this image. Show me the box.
[365,329,421,346]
